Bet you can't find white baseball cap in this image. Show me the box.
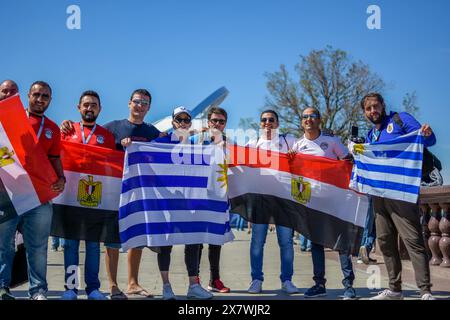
[172,106,192,118]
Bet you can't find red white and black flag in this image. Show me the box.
[51,141,124,243]
[0,95,58,224]
[228,145,369,255]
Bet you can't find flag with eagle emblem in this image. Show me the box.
[0,95,58,224]
[51,141,124,243]
[227,145,369,255]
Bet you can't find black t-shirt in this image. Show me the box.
[103,119,161,151]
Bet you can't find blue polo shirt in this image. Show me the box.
[366,111,436,147]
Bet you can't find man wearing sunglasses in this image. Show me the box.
[60,88,160,299]
[103,89,161,299]
[290,107,357,300]
[190,107,231,294]
[0,81,65,300]
[245,110,299,295]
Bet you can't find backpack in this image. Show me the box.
[392,113,443,185]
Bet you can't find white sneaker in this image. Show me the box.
[88,289,107,300]
[187,284,213,300]
[370,289,403,300]
[30,293,47,300]
[162,283,176,300]
[247,279,263,294]
[281,280,299,294]
[421,293,435,300]
[61,289,78,300]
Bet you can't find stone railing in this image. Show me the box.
[419,185,450,268]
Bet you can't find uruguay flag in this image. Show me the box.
[349,130,424,203]
[119,142,234,250]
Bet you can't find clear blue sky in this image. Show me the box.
[2,0,449,182]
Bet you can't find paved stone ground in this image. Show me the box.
[10,230,450,300]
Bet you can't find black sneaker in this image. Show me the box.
[304,284,327,298]
[0,287,15,300]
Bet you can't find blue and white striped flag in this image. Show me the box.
[349,130,424,203]
[119,142,234,250]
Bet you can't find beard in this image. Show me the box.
[368,109,386,125]
[81,112,98,123]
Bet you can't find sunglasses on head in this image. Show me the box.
[210,118,226,125]
[174,117,191,124]
[260,117,276,123]
[302,113,320,120]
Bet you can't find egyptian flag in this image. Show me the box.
[0,96,58,224]
[51,141,124,243]
[228,145,369,255]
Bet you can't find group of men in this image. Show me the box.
[0,79,437,300]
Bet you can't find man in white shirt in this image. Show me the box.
[246,110,299,295]
[291,107,356,300]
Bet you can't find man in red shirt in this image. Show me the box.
[0,81,65,300]
[60,90,115,300]
[27,81,65,188]
[61,91,115,149]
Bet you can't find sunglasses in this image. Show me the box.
[260,117,276,123]
[302,113,320,120]
[132,99,150,106]
[31,92,50,100]
[210,118,226,125]
[174,117,191,124]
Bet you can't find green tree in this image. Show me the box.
[262,46,386,140]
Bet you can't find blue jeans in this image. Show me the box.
[361,199,376,253]
[250,223,294,282]
[63,239,100,295]
[299,234,312,250]
[237,216,246,231]
[311,242,355,288]
[0,202,53,297]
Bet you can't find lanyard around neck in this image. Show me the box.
[26,110,45,140]
[80,123,97,145]
[371,129,381,142]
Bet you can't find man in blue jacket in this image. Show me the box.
[361,93,436,300]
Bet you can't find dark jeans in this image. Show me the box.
[361,198,376,252]
[198,244,221,281]
[311,242,355,288]
[373,196,431,295]
[157,244,200,277]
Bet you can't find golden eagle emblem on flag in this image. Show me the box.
[77,175,102,207]
[0,146,15,168]
[291,176,311,204]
